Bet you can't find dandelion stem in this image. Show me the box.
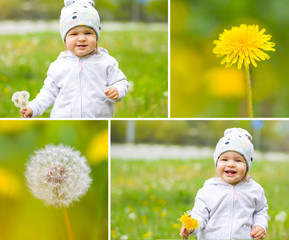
[244,66,253,117]
[62,205,73,240]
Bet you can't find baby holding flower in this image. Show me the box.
[20,0,128,118]
[180,128,268,240]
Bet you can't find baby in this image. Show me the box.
[21,0,128,118]
[180,128,268,240]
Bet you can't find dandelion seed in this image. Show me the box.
[25,144,92,207]
[213,24,275,70]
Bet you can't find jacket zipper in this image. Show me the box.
[78,58,83,117]
[230,186,238,239]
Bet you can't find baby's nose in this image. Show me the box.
[227,160,236,166]
[78,35,86,41]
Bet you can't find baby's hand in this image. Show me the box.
[20,107,33,118]
[180,227,193,239]
[250,225,266,239]
[104,86,119,100]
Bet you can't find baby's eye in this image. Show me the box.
[69,33,78,36]
[85,32,93,35]
[220,158,227,161]
[235,159,242,162]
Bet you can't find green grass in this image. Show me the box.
[111,158,289,239]
[0,28,168,118]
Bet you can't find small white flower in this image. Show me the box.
[129,212,137,220]
[128,81,134,92]
[12,92,20,102]
[20,90,30,100]
[120,236,128,240]
[275,211,287,223]
[19,100,28,109]
[25,144,92,207]
[12,90,30,109]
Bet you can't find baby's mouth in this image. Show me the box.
[77,45,87,48]
[225,170,237,176]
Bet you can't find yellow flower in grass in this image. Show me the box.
[213,24,275,69]
[143,232,151,238]
[179,213,199,231]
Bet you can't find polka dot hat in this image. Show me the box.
[213,128,254,171]
[59,0,101,43]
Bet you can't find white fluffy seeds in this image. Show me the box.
[25,144,92,207]
[12,91,30,108]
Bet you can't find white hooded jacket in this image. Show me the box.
[190,177,268,240]
[29,48,128,118]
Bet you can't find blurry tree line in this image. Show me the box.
[0,0,167,22]
[111,120,289,153]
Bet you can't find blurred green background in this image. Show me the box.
[0,0,168,22]
[112,120,289,152]
[0,120,108,240]
[111,120,289,239]
[0,0,168,118]
[171,0,289,117]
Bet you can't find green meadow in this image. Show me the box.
[111,158,289,239]
[0,27,168,118]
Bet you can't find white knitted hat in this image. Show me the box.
[59,0,101,42]
[213,128,254,171]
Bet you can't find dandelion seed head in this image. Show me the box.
[128,212,137,220]
[12,90,30,108]
[25,144,92,207]
[275,211,287,223]
[213,24,275,70]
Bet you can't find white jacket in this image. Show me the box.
[29,49,128,118]
[190,177,268,240]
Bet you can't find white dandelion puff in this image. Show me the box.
[12,90,30,108]
[128,213,137,220]
[25,144,92,208]
[128,81,134,92]
[20,90,30,100]
[275,211,287,223]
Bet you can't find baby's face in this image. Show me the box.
[216,151,247,185]
[65,26,97,57]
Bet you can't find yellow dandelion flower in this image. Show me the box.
[86,130,108,164]
[213,24,275,70]
[0,167,22,198]
[179,213,199,231]
[143,232,151,238]
[141,215,148,225]
[173,223,182,229]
